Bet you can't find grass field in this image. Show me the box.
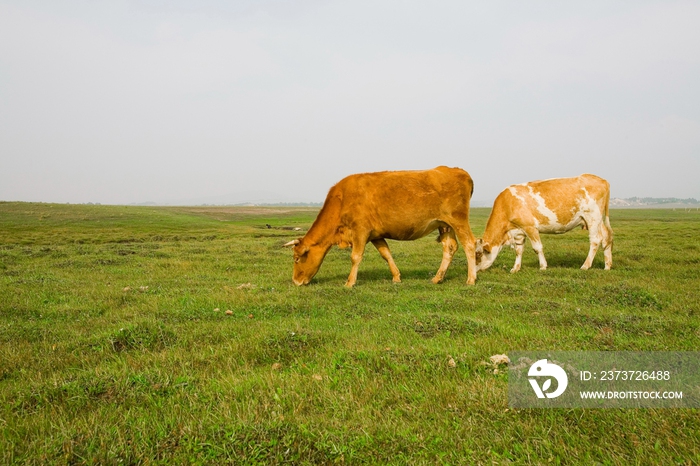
[1,201,699,464]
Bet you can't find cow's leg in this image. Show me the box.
[371,239,401,283]
[432,227,458,284]
[582,219,605,270]
[510,232,526,273]
[451,222,477,285]
[345,240,367,287]
[522,227,547,270]
[602,217,613,270]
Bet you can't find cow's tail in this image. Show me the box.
[603,182,612,229]
[601,179,614,270]
[602,181,613,246]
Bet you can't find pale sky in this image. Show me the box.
[1,1,699,205]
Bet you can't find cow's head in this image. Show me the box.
[284,238,329,286]
[475,238,499,272]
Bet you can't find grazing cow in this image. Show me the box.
[475,174,613,273]
[284,166,477,287]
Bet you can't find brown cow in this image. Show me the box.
[284,166,477,287]
[475,174,613,273]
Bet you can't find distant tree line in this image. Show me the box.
[625,197,699,205]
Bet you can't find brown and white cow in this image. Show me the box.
[475,174,613,273]
[284,166,477,287]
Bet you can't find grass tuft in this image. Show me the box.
[109,322,177,352]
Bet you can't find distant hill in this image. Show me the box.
[610,197,700,208]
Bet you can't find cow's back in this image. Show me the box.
[336,166,472,217]
[333,166,473,240]
[489,174,609,234]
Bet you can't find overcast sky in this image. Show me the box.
[1,1,699,205]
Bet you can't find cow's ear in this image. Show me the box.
[482,242,491,254]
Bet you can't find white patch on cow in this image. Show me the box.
[528,186,559,227]
[577,189,600,219]
[508,186,526,204]
[578,188,591,211]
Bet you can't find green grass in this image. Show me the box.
[1,201,699,464]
